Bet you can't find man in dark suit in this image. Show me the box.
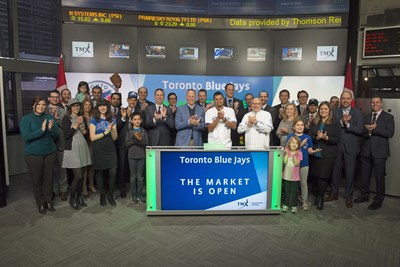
[168,92,178,146]
[244,93,254,113]
[300,98,319,134]
[136,86,154,112]
[354,95,395,210]
[196,89,213,144]
[59,88,71,109]
[223,83,245,146]
[110,92,127,198]
[144,88,174,146]
[296,90,309,116]
[259,91,277,146]
[272,89,290,146]
[326,91,363,207]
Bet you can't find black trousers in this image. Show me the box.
[360,155,387,204]
[25,153,57,207]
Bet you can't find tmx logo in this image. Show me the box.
[319,47,336,58]
[237,199,249,208]
[75,43,92,56]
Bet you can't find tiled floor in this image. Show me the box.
[1,173,400,266]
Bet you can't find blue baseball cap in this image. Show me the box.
[128,91,138,99]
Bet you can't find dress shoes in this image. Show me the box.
[60,191,68,201]
[46,202,56,212]
[69,198,81,210]
[100,194,107,206]
[345,197,353,208]
[354,196,369,203]
[368,202,382,210]
[325,193,338,202]
[107,194,117,206]
[38,205,46,214]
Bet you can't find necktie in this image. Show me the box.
[228,99,233,108]
[157,106,161,114]
[310,114,314,121]
[372,113,377,124]
[113,108,117,115]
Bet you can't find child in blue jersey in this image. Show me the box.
[286,118,321,211]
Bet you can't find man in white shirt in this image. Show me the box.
[205,91,236,148]
[238,98,273,148]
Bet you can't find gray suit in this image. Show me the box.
[144,104,174,146]
[331,107,363,198]
[175,104,205,146]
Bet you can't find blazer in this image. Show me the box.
[309,120,342,158]
[263,105,277,123]
[135,100,154,111]
[175,104,205,146]
[360,110,394,158]
[333,107,363,155]
[224,97,245,122]
[117,108,143,149]
[61,115,89,151]
[144,104,174,146]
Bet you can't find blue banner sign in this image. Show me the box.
[160,151,269,210]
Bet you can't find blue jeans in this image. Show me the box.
[128,158,145,199]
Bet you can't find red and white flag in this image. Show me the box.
[56,53,68,92]
[343,57,355,107]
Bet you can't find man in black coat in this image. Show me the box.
[354,95,395,210]
[327,91,363,208]
[223,83,245,146]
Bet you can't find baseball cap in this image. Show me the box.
[128,91,138,99]
[308,98,318,106]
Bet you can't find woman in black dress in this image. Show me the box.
[89,99,118,206]
[309,102,341,210]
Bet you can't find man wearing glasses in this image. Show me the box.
[47,89,68,201]
[296,90,309,115]
[237,98,273,149]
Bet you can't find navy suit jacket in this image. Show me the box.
[175,104,205,146]
[144,104,174,146]
[360,110,394,158]
[333,107,363,154]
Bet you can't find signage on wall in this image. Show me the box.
[160,151,269,211]
[72,41,94,57]
[63,8,348,29]
[316,46,338,61]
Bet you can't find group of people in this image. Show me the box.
[20,81,394,215]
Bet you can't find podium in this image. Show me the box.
[146,146,283,215]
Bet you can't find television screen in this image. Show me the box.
[214,47,234,60]
[109,43,130,58]
[179,47,199,60]
[146,45,166,59]
[282,47,302,61]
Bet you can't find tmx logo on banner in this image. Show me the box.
[316,46,338,61]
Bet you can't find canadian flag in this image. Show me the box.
[56,53,68,91]
[343,57,355,107]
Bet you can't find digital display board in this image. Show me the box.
[363,26,400,58]
[63,0,349,16]
[63,8,347,29]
